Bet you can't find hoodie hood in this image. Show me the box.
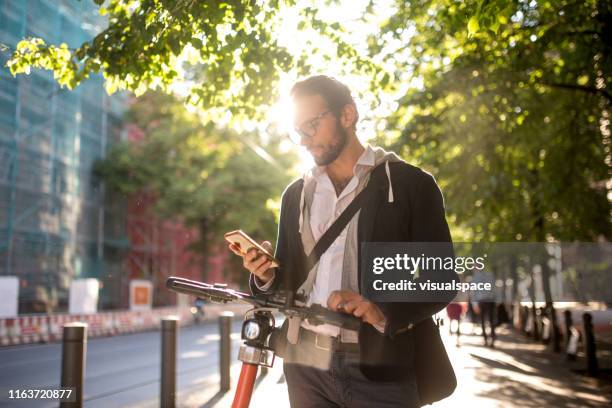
[371,145,403,203]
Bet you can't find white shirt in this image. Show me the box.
[300,146,376,337]
[257,145,384,338]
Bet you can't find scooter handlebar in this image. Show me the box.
[166,276,362,331]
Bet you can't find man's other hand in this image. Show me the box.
[228,241,275,284]
[327,290,386,329]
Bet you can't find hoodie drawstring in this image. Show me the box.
[298,183,306,234]
[385,160,394,203]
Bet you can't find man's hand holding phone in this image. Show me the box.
[225,230,277,285]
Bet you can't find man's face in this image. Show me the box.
[293,94,348,166]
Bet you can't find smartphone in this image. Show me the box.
[224,230,280,268]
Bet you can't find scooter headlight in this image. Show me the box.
[243,320,261,340]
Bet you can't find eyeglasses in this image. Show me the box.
[289,110,332,144]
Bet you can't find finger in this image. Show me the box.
[245,248,259,262]
[253,268,271,281]
[327,291,342,309]
[363,305,385,326]
[343,300,362,314]
[245,253,267,270]
[229,244,243,256]
[244,253,261,269]
[247,250,268,265]
[353,302,370,319]
[255,254,270,267]
[254,260,272,277]
[327,291,338,307]
[338,290,362,302]
[261,241,273,253]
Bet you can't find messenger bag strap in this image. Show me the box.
[304,164,382,271]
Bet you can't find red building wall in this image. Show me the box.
[123,124,206,306]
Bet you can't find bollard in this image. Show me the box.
[220,312,234,392]
[563,310,573,357]
[582,313,599,377]
[531,306,541,341]
[548,304,561,353]
[161,316,179,408]
[60,323,87,408]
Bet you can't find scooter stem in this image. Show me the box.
[232,363,259,408]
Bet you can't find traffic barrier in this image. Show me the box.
[0,318,12,346]
[0,303,248,346]
[8,317,20,345]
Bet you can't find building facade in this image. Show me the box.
[0,0,130,313]
[0,1,208,315]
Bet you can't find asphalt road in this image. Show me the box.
[0,320,244,408]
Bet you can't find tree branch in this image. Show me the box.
[540,81,612,103]
[561,29,601,36]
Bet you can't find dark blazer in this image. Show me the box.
[250,160,459,381]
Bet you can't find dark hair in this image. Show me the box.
[290,75,357,121]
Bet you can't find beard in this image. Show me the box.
[311,120,348,166]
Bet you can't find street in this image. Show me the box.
[0,320,244,408]
[1,320,611,407]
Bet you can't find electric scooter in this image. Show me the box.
[166,276,361,408]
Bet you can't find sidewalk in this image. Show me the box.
[187,323,612,407]
[433,323,612,407]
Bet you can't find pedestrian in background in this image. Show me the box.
[446,302,462,347]
[472,269,496,347]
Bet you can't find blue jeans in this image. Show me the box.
[283,351,420,407]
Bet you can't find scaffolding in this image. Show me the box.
[0,1,208,314]
[0,0,128,313]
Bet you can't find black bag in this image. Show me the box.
[414,317,457,405]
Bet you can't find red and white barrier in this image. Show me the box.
[0,303,248,347]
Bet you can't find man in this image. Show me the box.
[229,75,457,407]
[472,269,496,347]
